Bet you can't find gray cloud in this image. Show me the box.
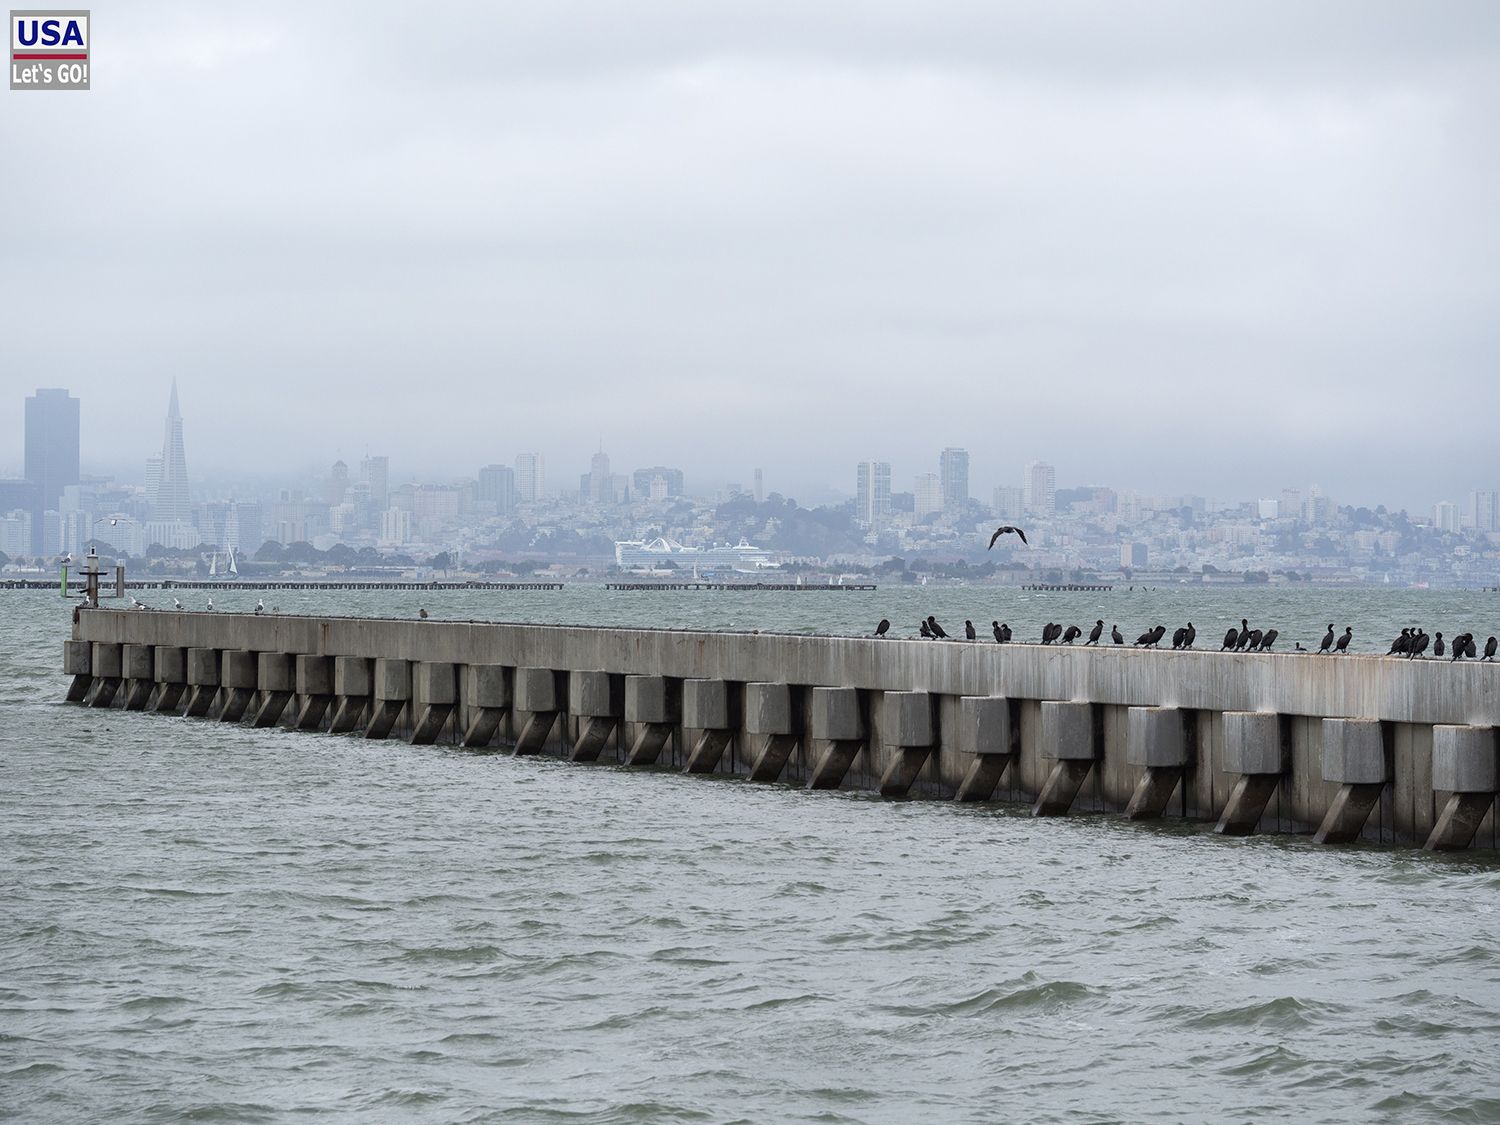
[3,1,1498,509]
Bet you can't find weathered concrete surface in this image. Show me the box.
[64,610,1500,849]
[1431,725,1498,793]
[251,653,294,728]
[63,639,92,702]
[1222,711,1283,775]
[461,664,511,749]
[364,658,410,740]
[1322,719,1388,785]
[121,644,154,710]
[330,656,372,734]
[954,696,1014,802]
[152,645,187,713]
[294,654,334,730]
[512,668,559,755]
[682,679,731,732]
[219,650,257,723]
[410,662,456,745]
[183,646,219,717]
[877,692,935,797]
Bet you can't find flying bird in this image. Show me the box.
[987,525,1029,549]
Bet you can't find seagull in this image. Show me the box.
[173,597,183,610]
[207,598,214,611]
[418,607,430,620]
[254,599,265,615]
[987,525,1029,549]
[874,618,890,638]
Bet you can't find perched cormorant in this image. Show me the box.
[1183,623,1196,649]
[1259,628,1278,652]
[965,620,976,641]
[927,615,948,639]
[1001,623,1013,643]
[1407,630,1429,659]
[1334,627,1352,654]
[1171,626,1187,650]
[1466,635,1479,659]
[1061,624,1081,644]
[1388,629,1411,656]
[874,618,890,638]
[920,619,933,638]
[1041,622,1058,644]
[1318,624,1335,654]
[418,607,429,620]
[1433,632,1445,658]
[1234,620,1252,651]
[1486,636,1498,661]
[987,525,1029,549]
[1222,626,1239,651]
[1086,620,1104,645]
[1111,624,1124,645]
[1246,629,1264,651]
[1294,643,1307,652]
[993,620,1004,643]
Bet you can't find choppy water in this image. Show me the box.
[5,587,1500,1122]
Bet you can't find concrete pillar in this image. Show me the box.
[410,662,456,745]
[364,658,410,740]
[623,675,678,767]
[328,656,372,733]
[1425,725,1499,851]
[88,642,122,709]
[877,691,935,798]
[293,654,334,730]
[1214,711,1284,836]
[682,679,734,774]
[1123,706,1188,820]
[121,644,155,710]
[152,645,187,714]
[512,667,558,755]
[745,683,797,783]
[953,696,1013,802]
[568,670,621,762]
[218,650,258,723]
[461,664,511,749]
[63,639,92,703]
[183,647,220,717]
[1033,701,1095,817]
[251,653,294,728]
[807,687,864,790]
[1313,718,1387,844]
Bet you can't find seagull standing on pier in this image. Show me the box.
[255,599,265,615]
[173,597,183,610]
[206,598,214,611]
[987,525,1029,549]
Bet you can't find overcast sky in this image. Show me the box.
[3,1,1498,509]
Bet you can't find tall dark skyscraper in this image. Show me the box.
[24,388,80,515]
[152,380,192,523]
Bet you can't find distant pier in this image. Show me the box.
[4,578,563,592]
[605,582,876,592]
[1021,583,1114,592]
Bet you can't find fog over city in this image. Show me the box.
[3,1,1498,509]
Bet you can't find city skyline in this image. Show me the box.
[3,4,1498,510]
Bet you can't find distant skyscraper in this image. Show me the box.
[151,380,191,523]
[632,466,684,498]
[754,468,763,503]
[515,452,545,503]
[478,464,515,514]
[24,387,79,519]
[914,473,943,519]
[939,448,969,511]
[992,486,1024,520]
[1433,500,1459,533]
[588,450,612,503]
[1468,490,1499,532]
[1023,461,1056,517]
[856,461,891,528]
[360,455,390,509]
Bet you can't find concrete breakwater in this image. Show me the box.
[63,609,1500,851]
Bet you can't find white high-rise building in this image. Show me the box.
[1433,500,1459,533]
[515,452,545,504]
[914,473,943,519]
[856,461,891,528]
[992,486,1024,520]
[939,448,969,511]
[1467,490,1499,532]
[1023,461,1056,517]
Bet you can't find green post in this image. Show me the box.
[59,564,68,597]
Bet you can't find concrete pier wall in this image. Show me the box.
[64,610,1500,850]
